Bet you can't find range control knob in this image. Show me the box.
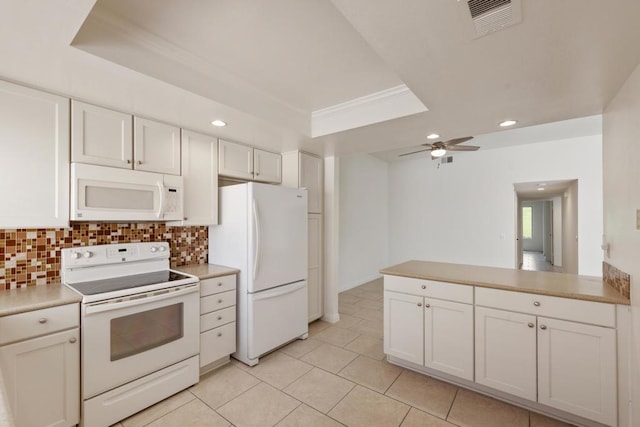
[71,252,80,259]
[83,251,93,258]
[158,246,167,252]
[150,247,158,253]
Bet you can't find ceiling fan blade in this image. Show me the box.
[446,145,480,151]
[399,148,430,157]
[420,143,435,148]
[444,136,474,146]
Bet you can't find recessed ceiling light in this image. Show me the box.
[427,133,440,140]
[499,120,517,127]
[211,120,227,127]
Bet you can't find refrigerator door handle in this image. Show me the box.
[252,281,306,301]
[252,199,261,280]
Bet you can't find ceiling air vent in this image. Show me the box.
[460,0,522,39]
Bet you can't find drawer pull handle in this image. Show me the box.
[421,285,426,289]
[38,318,48,324]
[218,299,223,303]
[69,337,77,343]
[528,323,534,328]
[217,316,222,320]
[533,301,541,307]
[540,325,547,330]
[217,332,222,337]
[425,303,430,308]
[417,302,422,307]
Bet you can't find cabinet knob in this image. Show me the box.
[183,217,188,221]
[533,301,541,307]
[217,315,222,320]
[421,285,426,289]
[217,332,222,337]
[425,303,430,308]
[218,299,223,303]
[218,282,223,287]
[417,302,422,307]
[528,323,534,328]
[137,160,143,165]
[126,159,132,164]
[540,325,547,330]
[38,318,48,324]
[69,337,77,343]
[256,172,260,176]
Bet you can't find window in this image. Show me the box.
[522,206,532,239]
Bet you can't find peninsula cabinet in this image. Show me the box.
[475,287,617,426]
[383,275,474,381]
[218,139,282,183]
[0,304,80,427]
[0,79,69,228]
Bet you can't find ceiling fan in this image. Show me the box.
[399,136,480,159]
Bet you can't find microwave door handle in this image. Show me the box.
[157,181,165,219]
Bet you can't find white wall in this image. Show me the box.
[603,61,640,425]
[388,134,603,276]
[562,181,580,274]
[338,154,389,291]
[522,201,544,252]
[552,196,563,266]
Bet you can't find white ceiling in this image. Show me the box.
[70,0,640,158]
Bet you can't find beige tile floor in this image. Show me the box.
[112,278,574,427]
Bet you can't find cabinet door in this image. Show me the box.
[384,291,423,365]
[218,139,254,180]
[0,80,69,228]
[475,306,537,401]
[300,153,323,213]
[0,328,79,427]
[179,130,218,225]
[537,317,617,426]
[307,213,323,321]
[254,148,282,183]
[71,100,133,169]
[133,117,181,175]
[424,298,474,381]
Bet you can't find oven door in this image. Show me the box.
[81,283,199,399]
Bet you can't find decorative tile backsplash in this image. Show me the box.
[0,223,208,289]
[603,261,631,299]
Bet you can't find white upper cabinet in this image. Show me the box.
[176,130,218,226]
[219,139,253,180]
[0,80,69,228]
[282,151,323,213]
[134,117,181,175]
[254,148,282,183]
[218,139,282,183]
[71,100,133,169]
[300,153,323,213]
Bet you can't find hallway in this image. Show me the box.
[521,251,563,273]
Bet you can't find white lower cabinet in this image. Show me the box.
[199,274,237,370]
[0,304,79,427]
[537,317,617,425]
[475,306,537,400]
[383,277,474,380]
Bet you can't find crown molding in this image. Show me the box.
[311,84,427,137]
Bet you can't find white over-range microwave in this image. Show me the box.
[70,163,184,222]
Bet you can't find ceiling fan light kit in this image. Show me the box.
[431,148,447,157]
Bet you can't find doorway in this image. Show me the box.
[514,180,578,274]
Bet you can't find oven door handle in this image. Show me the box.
[84,285,199,315]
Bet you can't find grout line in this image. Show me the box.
[445,387,459,420]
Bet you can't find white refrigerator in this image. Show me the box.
[209,182,308,366]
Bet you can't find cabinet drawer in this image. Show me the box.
[200,306,236,333]
[200,290,236,314]
[384,275,473,304]
[475,287,615,327]
[200,322,236,367]
[201,274,236,297]
[0,304,79,345]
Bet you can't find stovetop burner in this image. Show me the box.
[66,270,194,296]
